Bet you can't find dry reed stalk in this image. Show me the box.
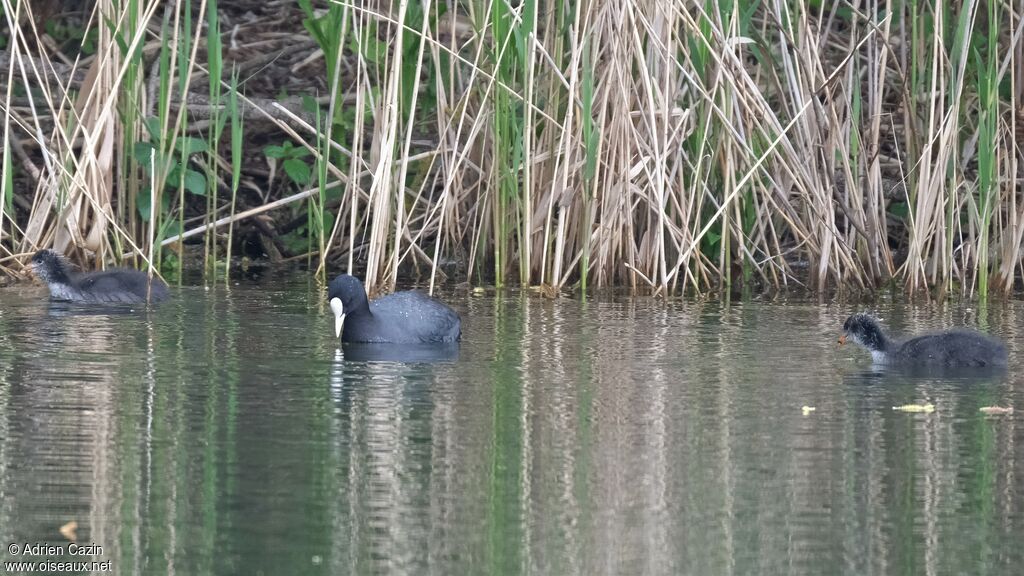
[5,0,165,273]
[2,0,1022,296]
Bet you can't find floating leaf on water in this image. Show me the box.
[893,403,935,413]
[59,520,77,542]
[472,287,485,295]
[801,406,816,415]
[979,406,1013,415]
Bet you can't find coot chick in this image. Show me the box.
[839,313,1007,367]
[328,274,461,343]
[30,249,170,304]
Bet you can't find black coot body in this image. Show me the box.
[30,249,170,304]
[839,313,1007,367]
[328,274,460,344]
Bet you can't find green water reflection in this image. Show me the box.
[0,281,1022,575]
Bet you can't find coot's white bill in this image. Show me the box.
[330,297,346,338]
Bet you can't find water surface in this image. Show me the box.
[0,280,1022,575]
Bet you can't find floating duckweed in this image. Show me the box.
[893,403,935,413]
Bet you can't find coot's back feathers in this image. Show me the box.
[896,330,1007,367]
[366,291,461,343]
[75,270,171,303]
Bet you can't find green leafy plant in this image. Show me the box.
[263,141,312,188]
[280,209,336,255]
[133,118,208,221]
[45,20,98,54]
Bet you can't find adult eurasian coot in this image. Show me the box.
[328,274,461,343]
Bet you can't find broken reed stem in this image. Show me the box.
[152,183,335,252]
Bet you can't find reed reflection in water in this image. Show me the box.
[0,283,1020,575]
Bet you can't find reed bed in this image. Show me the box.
[1,0,1022,297]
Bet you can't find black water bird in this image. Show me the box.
[327,274,461,343]
[839,313,1006,367]
[30,249,170,304]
